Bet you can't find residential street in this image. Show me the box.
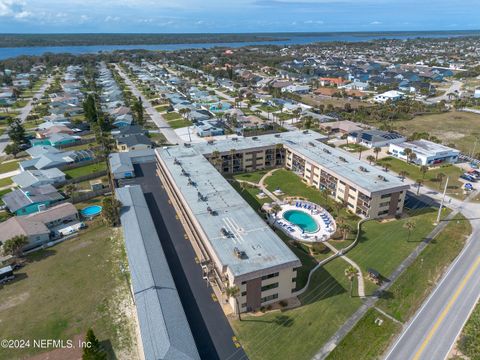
[383,186,480,360]
[113,64,182,145]
[0,76,53,155]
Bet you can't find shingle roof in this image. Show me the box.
[2,184,64,213]
[116,186,200,360]
[0,217,49,243]
[117,134,152,148]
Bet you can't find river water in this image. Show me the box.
[0,31,479,60]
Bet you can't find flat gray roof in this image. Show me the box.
[394,139,460,157]
[194,130,407,195]
[156,145,301,280]
[116,185,200,360]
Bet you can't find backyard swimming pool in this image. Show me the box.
[283,210,319,233]
[80,205,103,217]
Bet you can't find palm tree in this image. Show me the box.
[271,203,282,217]
[366,155,375,165]
[225,286,241,320]
[408,152,417,164]
[229,149,236,173]
[339,223,352,240]
[403,148,413,163]
[399,170,409,182]
[405,220,416,242]
[420,165,428,179]
[65,183,77,203]
[344,266,359,298]
[373,146,381,161]
[436,172,446,190]
[415,179,423,195]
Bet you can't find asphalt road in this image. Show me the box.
[126,162,247,360]
[383,187,480,359]
[113,64,182,145]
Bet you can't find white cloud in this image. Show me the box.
[370,20,382,25]
[0,0,26,17]
[104,15,120,21]
[304,19,324,24]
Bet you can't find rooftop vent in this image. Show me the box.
[339,156,347,162]
[233,247,248,259]
[187,178,196,186]
[308,141,316,147]
[207,140,215,145]
[184,142,191,148]
[173,158,181,165]
[221,227,232,237]
[252,136,258,140]
[197,191,207,201]
[377,175,387,182]
[274,134,281,138]
[303,130,309,134]
[232,137,238,141]
[181,169,189,176]
[207,206,217,216]
[359,166,368,172]
[323,148,331,154]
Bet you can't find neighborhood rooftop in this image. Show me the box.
[115,186,200,360]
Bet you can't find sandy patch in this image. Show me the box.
[68,240,93,252]
[0,291,30,312]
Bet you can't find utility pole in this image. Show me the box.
[435,176,449,225]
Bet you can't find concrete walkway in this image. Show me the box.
[323,240,366,298]
[0,169,20,179]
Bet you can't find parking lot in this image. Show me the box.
[125,162,247,360]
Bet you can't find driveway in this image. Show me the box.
[125,162,247,360]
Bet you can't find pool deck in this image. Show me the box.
[271,201,336,243]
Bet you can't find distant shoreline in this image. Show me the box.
[0,30,479,48]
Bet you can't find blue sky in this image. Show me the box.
[0,0,479,33]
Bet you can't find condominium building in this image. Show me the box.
[155,131,409,312]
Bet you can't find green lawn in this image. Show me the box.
[329,214,471,360]
[0,222,136,359]
[63,162,107,179]
[155,104,170,112]
[338,143,369,153]
[234,170,270,184]
[168,119,193,129]
[377,157,464,198]
[327,308,401,360]
[0,177,13,187]
[345,210,439,295]
[457,300,480,359]
[163,112,182,121]
[232,260,362,360]
[377,213,471,322]
[0,160,19,174]
[264,169,359,230]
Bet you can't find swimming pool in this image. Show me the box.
[80,205,103,217]
[283,210,319,233]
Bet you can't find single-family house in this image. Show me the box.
[116,134,153,152]
[2,184,64,216]
[108,149,155,179]
[348,129,406,148]
[12,168,66,188]
[0,203,79,251]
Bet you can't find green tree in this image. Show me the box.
[101,197,122,227]
[8,119,26,145]
[65,183,77,203]
[83,94,98,123]
[373,146,381,161]
[366,155,375,165]
[344,266,358,298]
[420,165,429,179]
[2,235,28,257]
[4,143,21,158]
[132,96,145,126]
[405,220,416,242]
[225,286,241,321]
[82,328,107,360]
